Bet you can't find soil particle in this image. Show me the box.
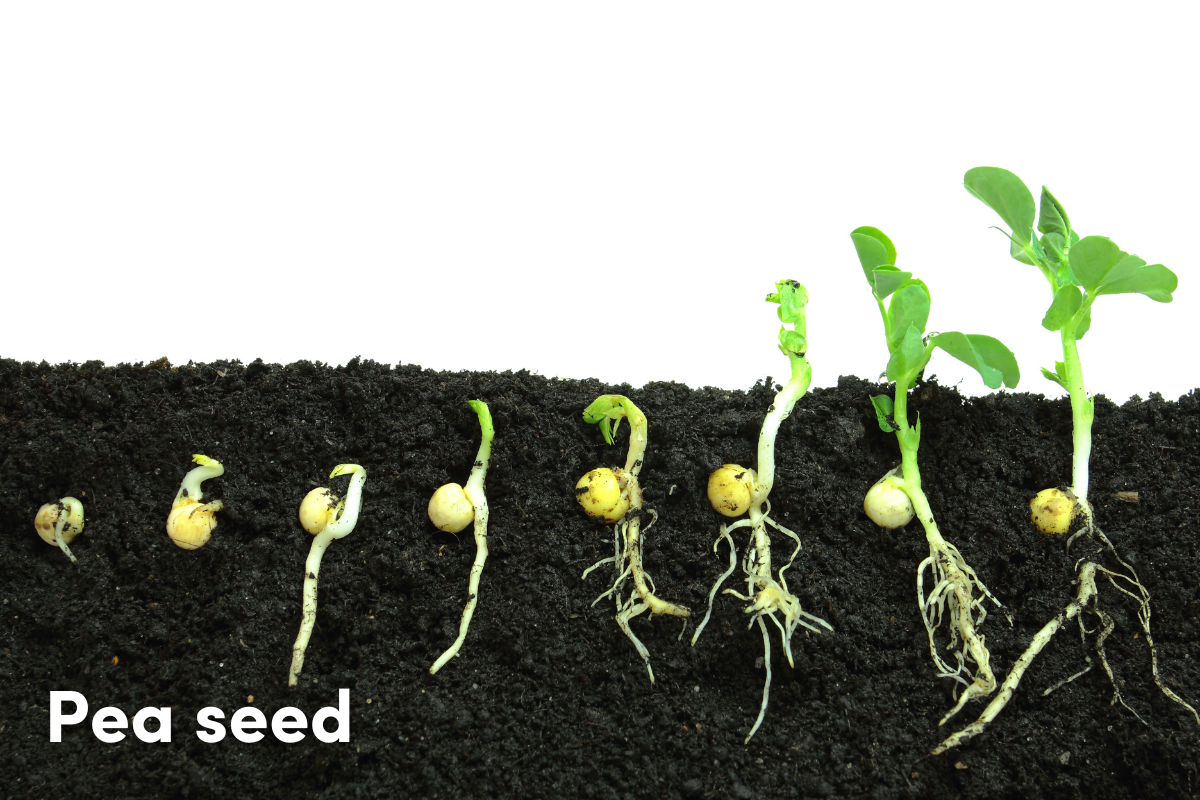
[1,358,1198,798]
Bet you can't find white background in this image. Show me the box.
[2,3,1195,401]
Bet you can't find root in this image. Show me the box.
[581,509,688,683]
[693,505,830,742]
[916,539,1000,725]
[935,516,1199,754]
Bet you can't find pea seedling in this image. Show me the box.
[935,168,1197,753]
[851,226,1020,726]
[35,497,85,563]
[166,454,225,550]
[289,463,366,687]
[429,400,494,675]
[578,394,689,683]
[690,280,833,744]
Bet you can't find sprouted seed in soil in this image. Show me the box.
[34,496,84,564]
[429,400,495,675]
[850,225,1020,728]
[165,454,225,550]
[690,280,832,744]
[935,167,1199,754]
[578,394,689,683]
[289,463,367,687]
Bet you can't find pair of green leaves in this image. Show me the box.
[850,226,1020,400]
[765,279,809,357]
[963,167,1177,341]
[582,394,642,445]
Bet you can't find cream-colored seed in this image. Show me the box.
[167,501,224,550]
[299,487,337,534]
[35,503,82,546]
[429,483,474,533]
[707,464,756,518]
[575,468,629,522]
[863,478,914,529]
[1029,487,1077,535]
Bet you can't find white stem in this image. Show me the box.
[175,457,224,506]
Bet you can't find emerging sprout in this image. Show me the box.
[576,467,631,522]
[288,463,366,687]
[935,168,1197,754]
[691,281,832,743]
[35,497,85,563]
[850,226,1020,729]
[166,454,225,550]
[430,400,495,675]
[863,471,915,529]
[579,394,690,683]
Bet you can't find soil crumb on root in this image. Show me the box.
[1,358,1198,799]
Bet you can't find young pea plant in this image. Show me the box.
[35,497,85,563]
[934,168,1197,753]
[690,280,833,744]
[851,226,1020,727]
[166,454,224,550]
[578,394,689,683]
[428,400,494,675]
[289,463,366,687]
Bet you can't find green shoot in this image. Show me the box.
[35,496,85,563]
[935,168,1196,753]
[289,463,366,687]
[690,280,833,744]
[850,226,1020,728]
[430,400,495,675]
[578,394,689,683]
[166,454,225,550]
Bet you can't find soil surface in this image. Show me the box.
[2,357,1198,800]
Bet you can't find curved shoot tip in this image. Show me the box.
[192,454,221,470]
[329,463,365,479]
[582,395,643,444]
[467,399,494,439]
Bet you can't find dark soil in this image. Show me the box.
[2,357,1198,800]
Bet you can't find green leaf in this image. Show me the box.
[871,266,913,300]
[964,167,1036,245]
[1075,304,1091,340]
[779,328,807,356]
[1010,237,1035,265]
[886,324,926,382]
[1069,236,1177,301]
[870,394,896,433]
[850,227,896,290]
[1096,258,1177,301]
[1037,186,1070,237]
[929,332,1020,389]
[1041,285,1083,331]
[1041,232,1066,261]
[1040,366,1067,390]
[885,282,930,354]
[1068,236,1121,293]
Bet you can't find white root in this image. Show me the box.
[935,518,1199,754]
